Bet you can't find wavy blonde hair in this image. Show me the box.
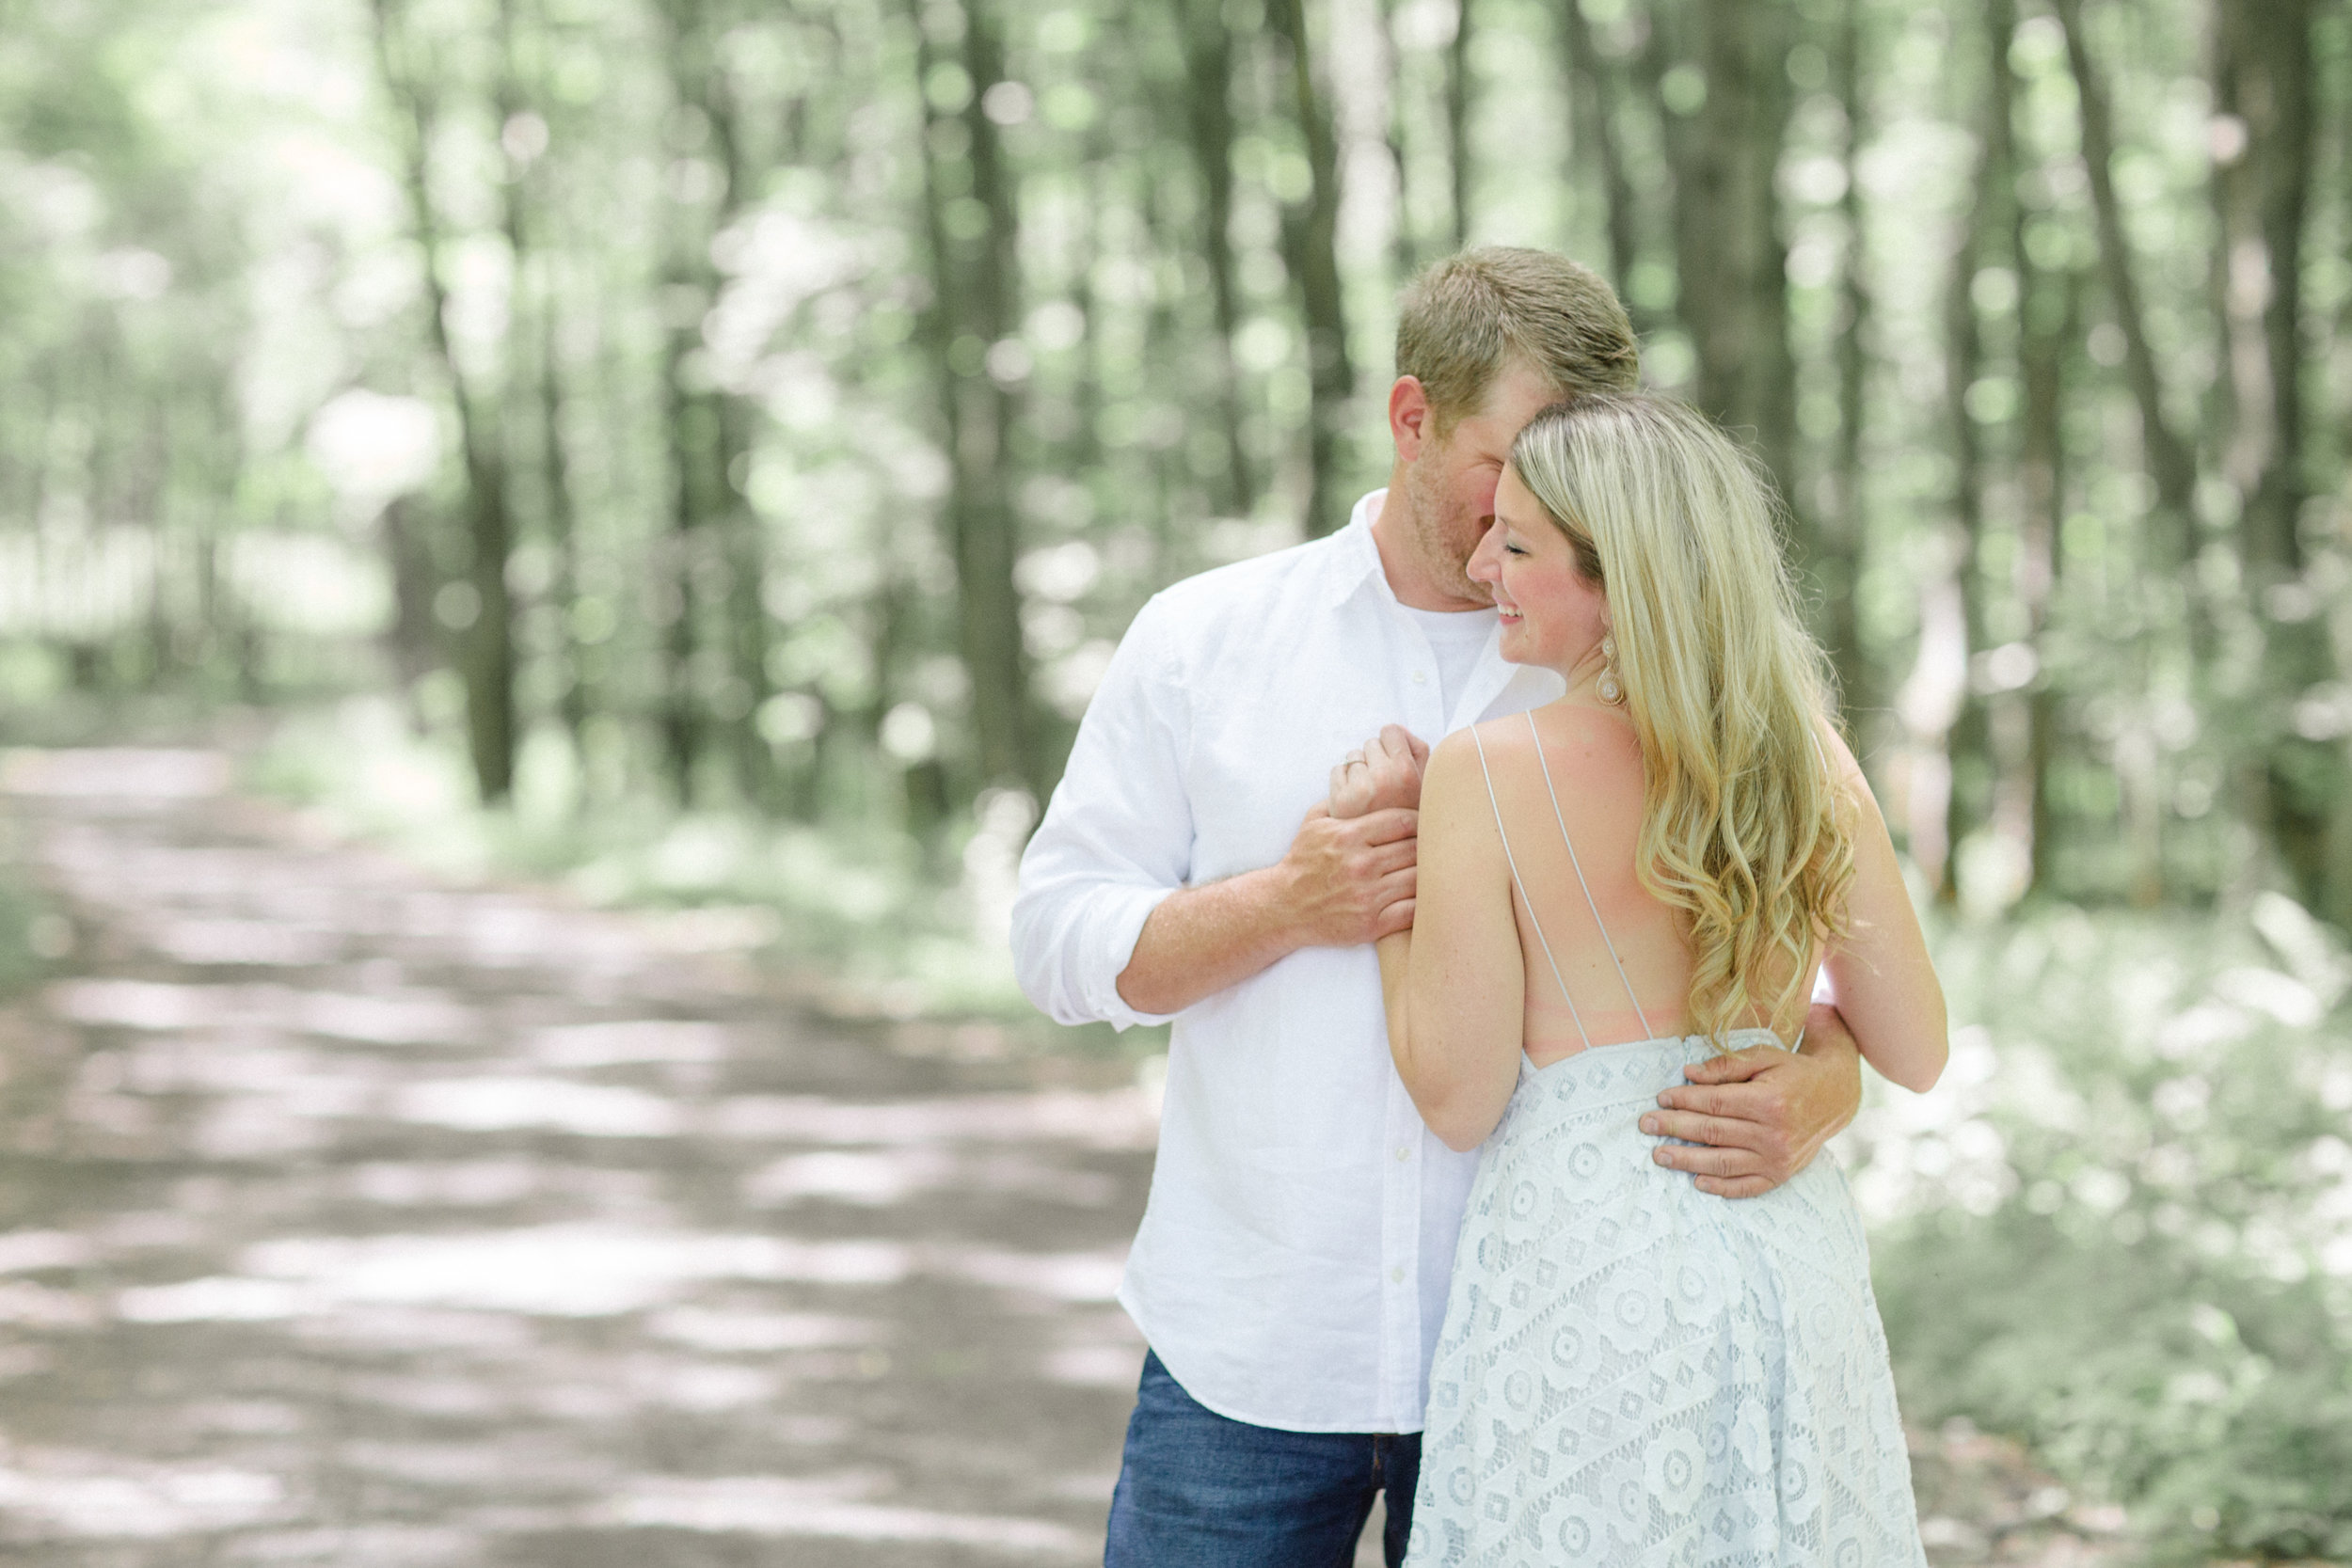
[1509,392,1856,1045]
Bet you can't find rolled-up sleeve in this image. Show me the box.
[1011,596,1191,1030]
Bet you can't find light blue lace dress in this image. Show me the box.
[1404,721,1925,1568]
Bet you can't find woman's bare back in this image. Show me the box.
[1472,704,1815,1069]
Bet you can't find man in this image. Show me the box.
[1011,248,1865,1566]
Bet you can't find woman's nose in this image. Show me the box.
[1467,530,1500,582]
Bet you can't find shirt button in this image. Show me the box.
[1391,1266,1406,1284]
[1411,671,1428,685]
[1394,1145,1411,1162]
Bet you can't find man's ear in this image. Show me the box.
[1389,376,1433,463]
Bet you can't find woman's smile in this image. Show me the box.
[1469,465,1611,682]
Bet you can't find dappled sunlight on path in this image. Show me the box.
[0,750,1152,1565]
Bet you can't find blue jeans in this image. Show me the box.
[1104,1350,1421,1568]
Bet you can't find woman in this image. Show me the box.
[1329,392,1946,1565]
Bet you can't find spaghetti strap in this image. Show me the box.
[1469,726,1594,1053]
[1524,712,1656,1040]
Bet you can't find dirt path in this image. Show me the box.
[0,749,1166,1566]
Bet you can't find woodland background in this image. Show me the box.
[4,0,2352,1558]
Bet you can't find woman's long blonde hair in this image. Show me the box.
[1509,392,1856,1046]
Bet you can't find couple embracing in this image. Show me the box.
[1012,247,1947,1566]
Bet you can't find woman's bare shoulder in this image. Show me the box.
[1422,725,1514,832]
[1429,715,1549,790]
[1425,724,1491,795]
[1432,717,1529,771]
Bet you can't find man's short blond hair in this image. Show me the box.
[1396,247,1639,433]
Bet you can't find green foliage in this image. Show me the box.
[3,0,2350,933]
[1867,904,2352,1560]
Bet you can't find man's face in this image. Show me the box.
[1392,362,1563,604]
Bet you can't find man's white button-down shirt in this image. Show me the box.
[1010,490,1563,1433]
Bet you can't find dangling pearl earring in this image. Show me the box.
[1596,634,1625,705]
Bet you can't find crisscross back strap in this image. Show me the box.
[1524,712,1655,1039]
[1469,725,1593,1053]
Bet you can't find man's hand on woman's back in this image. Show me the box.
[1638,1004,1865,1198]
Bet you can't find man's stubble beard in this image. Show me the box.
[1397,458,1493,607]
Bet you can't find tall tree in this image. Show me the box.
[1555,0,1639,315]
[654,0,773,805]
[1823,0,1874,727]
[1988,0,2070,893]
[1268,0,1355,539]
[534,251,587,746]
[1444,0,1472,248]
[707,25,777,804]
[655,8,711,801]
[1932,49,1999,904]
[2212,0,2339,916]
[1661,0,1811,576]
[1376,0,1419,282]
[2213,0,2316,579]
[1178,0,1256,515]
[369,0,518,804]
[499,0,591,761]
[1974,0,2055,898]
[915,0,1038,790]
[2053,0,2197,568]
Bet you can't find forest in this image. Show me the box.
[4,0,2351,1558]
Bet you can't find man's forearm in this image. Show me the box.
[1794,1005,1864,1142]
[1115,865,1305,1016]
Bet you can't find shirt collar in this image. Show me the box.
[1321,490,1394,610]
[1330,488,1540,725]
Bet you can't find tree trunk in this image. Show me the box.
[1823,0,1872,728]
[654,0,771,806]
[1269,0,1356,540]
[2014,248,2077,896]
[380,491,446,711]
[1179,0,1256,515]
[1979,0,2050,903]
[136,399,173,685]
[1934,77,1994,907]
[2052,0,2197,567]
[536,253,587,749]
[1445,0,1472,248]
[1663,0,1812,581]
[659,325,707,804]
[497,0,593,774]
[369,0,516,804]
[2214,0,2314,579]
[1377,0,1418,282]
[915,0,1037,794]
[2213,0,2337,918]
[506,0,585,755]
[1556,0,1640,317]
[704,63,775,805]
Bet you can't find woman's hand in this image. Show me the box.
[1328,725,1432,819]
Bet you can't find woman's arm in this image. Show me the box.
[1375,730,1527,1150]
[1819,730,1948,1093]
